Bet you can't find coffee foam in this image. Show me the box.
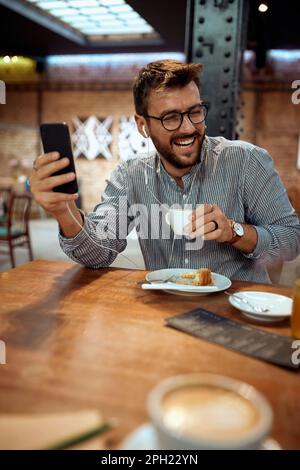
[162,385,260,442]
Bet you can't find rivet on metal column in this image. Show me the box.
[185,0,249,139]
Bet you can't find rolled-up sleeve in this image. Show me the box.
[59,163,133,268]
[242,145,300,261]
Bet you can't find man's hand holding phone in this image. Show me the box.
[29,122,84,238]
[29,151,79,218]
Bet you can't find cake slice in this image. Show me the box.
[192,268,213,286]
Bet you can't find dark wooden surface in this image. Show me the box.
[0,260,299,449]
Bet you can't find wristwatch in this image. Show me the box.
[228,220,244,244]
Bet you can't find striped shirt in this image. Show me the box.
[59,136,300,282]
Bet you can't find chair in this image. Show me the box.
[0,187,12,225]
[0,192,33,268]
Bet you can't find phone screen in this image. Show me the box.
[40,122,78,194]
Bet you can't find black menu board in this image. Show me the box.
[166,308,299,370]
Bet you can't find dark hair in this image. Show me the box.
[133,60,203,116]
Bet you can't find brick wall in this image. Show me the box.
[0,85,299,213]
[239,88,300,213]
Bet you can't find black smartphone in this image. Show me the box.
[40,122,78,194]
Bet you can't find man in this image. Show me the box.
[30,60,300,282]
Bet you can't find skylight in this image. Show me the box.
[25,0,156,38]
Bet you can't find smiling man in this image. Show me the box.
[137,81,204,171]
[30,60,300,282]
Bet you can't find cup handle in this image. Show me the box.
[165,212,170,225]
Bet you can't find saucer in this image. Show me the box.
[121,423,281,450]
[228,291,292,323]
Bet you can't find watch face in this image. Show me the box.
[234,222,244,237]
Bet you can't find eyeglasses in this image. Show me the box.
[144,104,208,131]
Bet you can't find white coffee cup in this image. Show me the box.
[165,209,193,236]
[147,373,273,450]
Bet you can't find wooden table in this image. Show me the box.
[0,260,299,449]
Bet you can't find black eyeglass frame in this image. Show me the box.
[143,103,209,131]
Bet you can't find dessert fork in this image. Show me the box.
[137,273,177,286]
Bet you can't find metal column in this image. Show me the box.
[186,0,249,139]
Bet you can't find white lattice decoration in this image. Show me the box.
[118,116,155,161]
[72,116,113,160]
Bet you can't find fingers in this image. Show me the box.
[189,227,222,240]
[37,172,76,191]
[193,203,215,220]
[38,191,79,204]
[185,204,232,242]
[186,204,217,233]
[34,152,60,171]
[203,203,214,215]
[38,157,70,179]
[187,220,219,239]
[30,152,79,217]
[30,151,75,191]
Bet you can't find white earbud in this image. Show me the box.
[142,124,148,138]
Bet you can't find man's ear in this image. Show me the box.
[135,114,148,138]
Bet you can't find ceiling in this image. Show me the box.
[0,0,299,58]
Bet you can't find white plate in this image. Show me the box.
[121,423,281,450]
[145,269,231,296]
[229,291,292,322]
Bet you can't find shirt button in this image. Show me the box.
[185,258,189,264]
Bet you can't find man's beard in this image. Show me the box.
[150,131,204,169]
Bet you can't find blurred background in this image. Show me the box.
[0,0,299,282]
